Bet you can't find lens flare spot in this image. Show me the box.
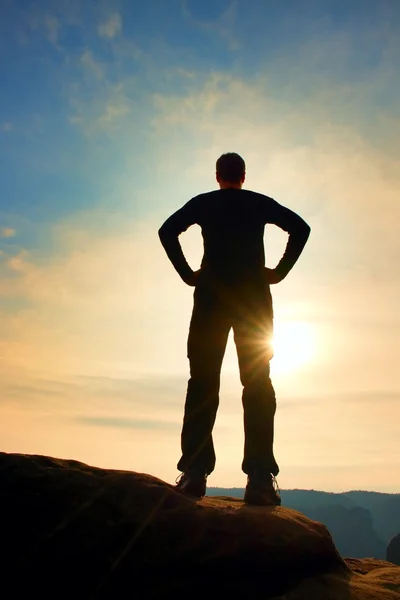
[271,320,315,374]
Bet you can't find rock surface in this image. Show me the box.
[388,533,400,566]
[1,452,399,599]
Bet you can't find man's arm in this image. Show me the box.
[158,198,199,285]
[264,198,311,282]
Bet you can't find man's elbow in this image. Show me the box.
[298,218,311,238]
[158,223,169,243]
[300,223,311,247]
[290,220,310,245]
[158,222,176,246]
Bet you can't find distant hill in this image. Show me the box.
[207,487,400,560]
[345,491,400,543]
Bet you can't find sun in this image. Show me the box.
[271,320,316,374]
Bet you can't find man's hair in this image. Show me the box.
[216,152,246,183]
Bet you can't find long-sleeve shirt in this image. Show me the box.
[158,188,311,284]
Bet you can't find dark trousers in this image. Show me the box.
[177,273,279,477]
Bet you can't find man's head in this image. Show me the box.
[216,153,246,189]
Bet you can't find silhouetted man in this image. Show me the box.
[158,153,310,505]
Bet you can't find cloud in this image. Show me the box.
[77,416,179,431]
[0,368,186,418]
[80,49,105,80]
[18,2,78,49]
[182,0,239,51]
[98,97,130,124]
[68,48,134,134]
[0,122,13,132]
[5,250,30,272]
[98,12,122,39]
[0,212,197,383]
[44,14,61,45]
[0,227,16,238]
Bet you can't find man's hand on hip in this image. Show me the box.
[185,269,202,287]
[265,267,285,285]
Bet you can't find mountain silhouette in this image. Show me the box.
[387,533,400,566]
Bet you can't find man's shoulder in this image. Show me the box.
[192,189,275,201]
[242,189,275,202]
[191,189,220,201]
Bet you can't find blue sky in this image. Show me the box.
[1,0,399,492]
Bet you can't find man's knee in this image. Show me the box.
[241,371,276,404]
[188,372,220,391]
[239,361,272,388]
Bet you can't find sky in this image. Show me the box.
[0,0,399,493]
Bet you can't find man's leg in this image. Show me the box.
[177,284,231,477]
[232,280,279,477]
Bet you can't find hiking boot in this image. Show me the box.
[175,470,207,499]
[244,472,281,506]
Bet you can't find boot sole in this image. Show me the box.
[175,484,206,500]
